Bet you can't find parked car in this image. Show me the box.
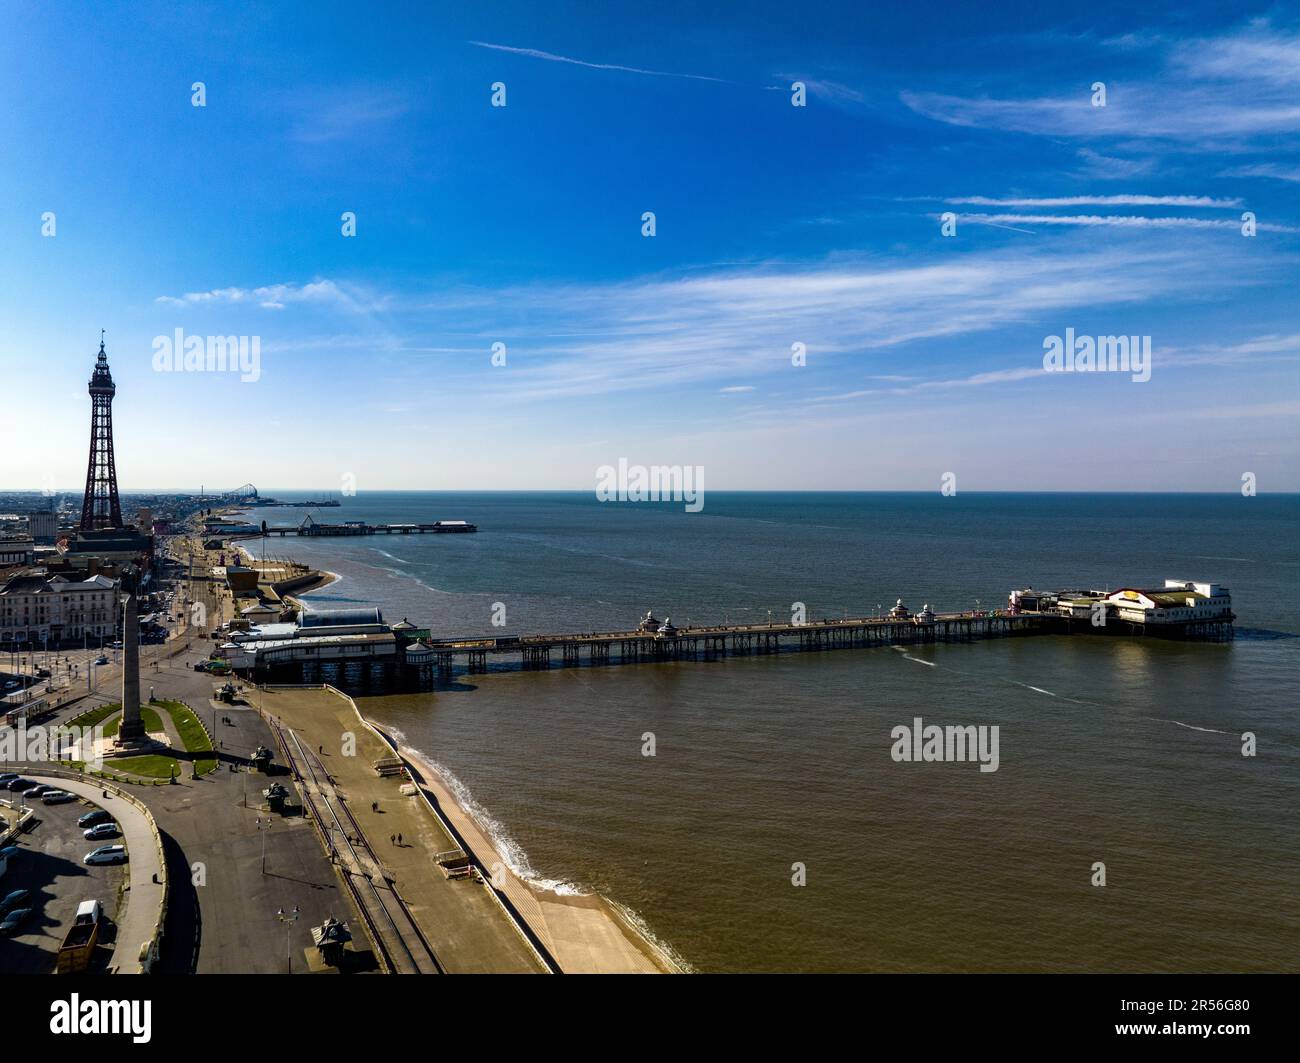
[0,773,18,785]
[0,845,19,860]
[0,908,32,935]
[42,790,75,805]
[83,845,127,866]
[83,822,120,841]
[26,785,54,798]
[78,809,113,829]
[6,779,37,793]
[0,889,30,916]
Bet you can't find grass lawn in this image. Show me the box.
[70,699,216,781]
[102,706,164,738]
[157,700,218,775]
[67,702,122,730]
[104,754,179,780]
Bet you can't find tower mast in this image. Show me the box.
[80,332,123,530]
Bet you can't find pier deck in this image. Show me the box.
[233,521,477,539]
[421,611,1042,677]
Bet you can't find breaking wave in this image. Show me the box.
[404,741,588,896]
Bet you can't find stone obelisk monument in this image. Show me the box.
[117,568,146,742]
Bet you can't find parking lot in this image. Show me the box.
[0,789,126,973]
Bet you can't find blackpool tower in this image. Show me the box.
[80,332,123,531]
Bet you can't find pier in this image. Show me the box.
[232,517,477,539]
[209,571,1235,692]
[419,610,1042,679]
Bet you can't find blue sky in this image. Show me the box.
[1,1,1297,492]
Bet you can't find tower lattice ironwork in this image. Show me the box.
[80,332,123,530]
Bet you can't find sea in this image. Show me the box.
[235,491,1300,973]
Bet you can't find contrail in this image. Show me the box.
[469,41,731,83]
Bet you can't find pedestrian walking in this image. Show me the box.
[397,832,403,846]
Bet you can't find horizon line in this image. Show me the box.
[3,487,1297,497]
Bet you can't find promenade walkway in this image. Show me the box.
[250,686,544,974]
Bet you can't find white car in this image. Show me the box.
[41,790,75,805]
[83,844,127,865]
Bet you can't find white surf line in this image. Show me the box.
[1147,717,1234,735]
[888,642,1097,705]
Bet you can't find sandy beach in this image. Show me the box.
[391,739,680,974]
[253,683,676,973]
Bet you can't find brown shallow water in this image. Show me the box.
[362,634,1298,972]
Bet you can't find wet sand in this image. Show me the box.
[392,739,678,974]
[256,683,674,973]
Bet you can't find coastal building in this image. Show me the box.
[1008,579,1233,636]
[0,570,119,647]
[27,510,58,545]
[1103,582,1233,626]
[215,604,403,687]
[62,527,153,565]
[299,605,388,636]
[0,537,35,567]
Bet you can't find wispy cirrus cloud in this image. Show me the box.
[285,86,411,144]
[1074,148,1158,180]
[902,23,1300,145]
[1159,332,1300,367]
[771,76,866,104]
[175,238,1277,404]
[468,40,730,83]
[397,239,1244,400]
[954,213,1300,234]
[809,366,1046,403]
[1220,162,1300,183]
[155,280,356,310]
[946,195,1243,208]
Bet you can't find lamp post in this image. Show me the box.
[256,816,271,874]
[276,905,300,974]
